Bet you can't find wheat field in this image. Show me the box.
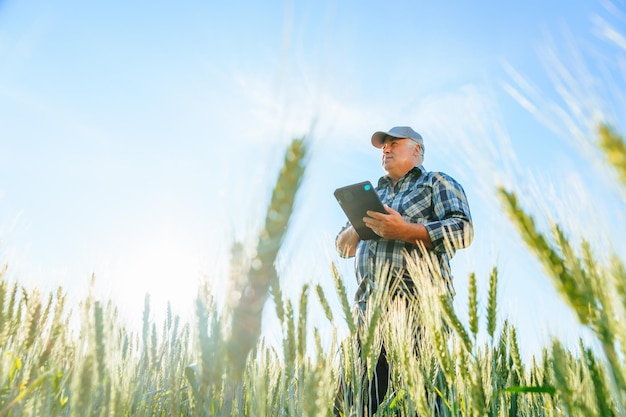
[1,121,625,416]
[2,12,626,414]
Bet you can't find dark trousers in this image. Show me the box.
[357,346,443,417]
[335,321,445,416]
[334,343,389,417]
[366,345,391,416]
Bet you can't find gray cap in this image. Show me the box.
[371,126,424,151]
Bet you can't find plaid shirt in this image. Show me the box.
[338,165,473,306]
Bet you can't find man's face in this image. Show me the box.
[381,137,420,178]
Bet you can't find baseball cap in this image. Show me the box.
[371,126,424,151]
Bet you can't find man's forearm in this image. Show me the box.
[399,222,433,249]
[336,226,359,258]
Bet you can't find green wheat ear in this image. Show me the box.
[487,267,498,338]
[24,289,42,350]
[227,136,308,376]
[498,188,592,325]
[468,272,478,337]
[585,346,613,416]
[598,123,626,188]
[330,261,356,335]
[315,284,334,324]
[0,265,6,338]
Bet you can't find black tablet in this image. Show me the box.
[334,181,387,240]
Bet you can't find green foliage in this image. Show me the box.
[599,124,626,189]
[499,122,626,416]
[1,121,624,416]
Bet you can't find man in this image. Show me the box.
[335,126,473,415]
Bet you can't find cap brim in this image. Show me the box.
[371,131,405,148]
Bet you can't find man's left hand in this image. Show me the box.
[363,205,405,239]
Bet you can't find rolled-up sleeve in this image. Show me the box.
[422,173,473,253]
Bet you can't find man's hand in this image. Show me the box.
[363,205,433,248]
[363,205,405,240]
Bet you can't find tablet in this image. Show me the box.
[334,181,387,240]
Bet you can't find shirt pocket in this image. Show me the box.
[399,184,432,222]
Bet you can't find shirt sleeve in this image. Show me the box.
[422,173,474,253]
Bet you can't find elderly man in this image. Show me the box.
[335,126,473,416]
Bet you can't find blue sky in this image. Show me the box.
[1,0,624,361]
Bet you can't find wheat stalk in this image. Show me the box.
[227,136,308,377]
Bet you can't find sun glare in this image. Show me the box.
[97,223,221,330]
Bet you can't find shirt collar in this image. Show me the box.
[379,165,425,187]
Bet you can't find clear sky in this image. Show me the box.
[1,0,624,361]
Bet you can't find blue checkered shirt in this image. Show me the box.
[338,165,473,306]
